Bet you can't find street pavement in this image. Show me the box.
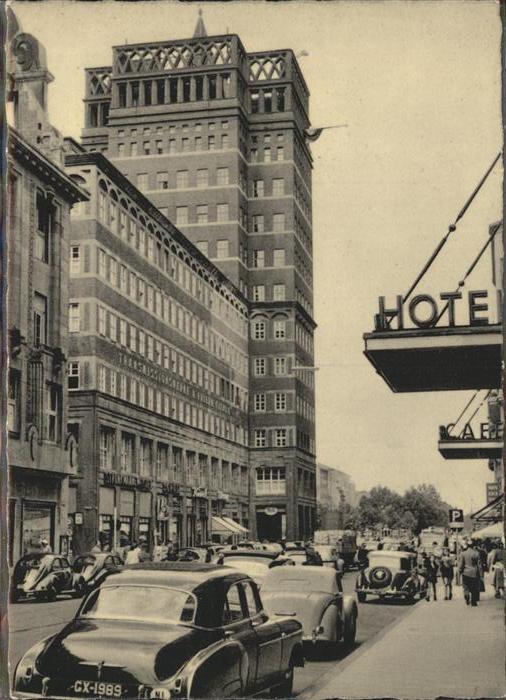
[300,576,505,699]
[7,571,413,696]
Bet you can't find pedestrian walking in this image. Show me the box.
[138,542,152,562]
[489,546,505,599]
[439,547,454,600]
[125,542,141,564]
[458,540,481,606]
[424,553,439,601]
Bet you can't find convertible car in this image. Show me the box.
[261,566,358,655]
[355,550,426,603]
[72,553,123,596]
[10,553,77,603]
[13,562,304,699]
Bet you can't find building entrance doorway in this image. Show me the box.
[256,507,285,541]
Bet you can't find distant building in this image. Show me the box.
[6,12,88,562]
[316,464,357,529]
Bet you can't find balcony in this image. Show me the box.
[364,290,502,392]
[438,421,503,459]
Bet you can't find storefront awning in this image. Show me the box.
[470,493,504,523]
[221,516,249,534]
[363,324,502,392]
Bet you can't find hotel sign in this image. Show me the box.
[439,422,503,441]
[377,290,491,330]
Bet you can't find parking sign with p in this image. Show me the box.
[449,508,464,529]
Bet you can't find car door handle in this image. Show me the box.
[281,632,286,638]
[251,620,262,628]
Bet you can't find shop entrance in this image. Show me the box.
[256,508,284,542]
[22,501,54,554]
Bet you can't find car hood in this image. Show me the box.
[262,591,336,634]
[36,618,219,684]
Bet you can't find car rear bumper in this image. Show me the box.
[356,587,413,597]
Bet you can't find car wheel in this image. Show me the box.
[270,658,294,698]
[45,585,57,602]
[357,591,366,603]
[342,611,357,649]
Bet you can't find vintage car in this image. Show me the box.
[261,566,358,654]
[218,550,295,587]
[72,553,123,596]
[314,545,340,569]
[355,550,426,603]
[284,548,308,565]
[10,553,76,603]
[176,547,211,562]
[13,562,305,699]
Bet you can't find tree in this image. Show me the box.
[402,484,449,533]
[357,486,403,530]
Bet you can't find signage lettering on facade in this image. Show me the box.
[377,290,490,330]
[114,347,241,418]
[449,508,464,529]
[102,471,151,490]
[486,482,500,503]
[439,422,504,441]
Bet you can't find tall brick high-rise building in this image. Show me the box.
[80,16,317,540]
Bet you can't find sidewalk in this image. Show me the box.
[303,581,505,699]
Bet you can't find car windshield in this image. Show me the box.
[369,554,406,569]
[79,585,197,624]
[224,559,270,577]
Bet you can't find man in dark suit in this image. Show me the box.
[458,541,482,606]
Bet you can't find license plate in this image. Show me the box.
[72,680,123,697]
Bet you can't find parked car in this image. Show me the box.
[355,550,426,603]
[261,566,358,654]
[315,545,340,569]
[10,553,76,603]
[219,550,295,586]
[13,562,305,699]
[176,547,212,562]
[72,553,123,596]
[284,548,308,565]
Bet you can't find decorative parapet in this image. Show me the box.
[85,67,112,98]
[112,38,234,75]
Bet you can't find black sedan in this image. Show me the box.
[13,562,304,699]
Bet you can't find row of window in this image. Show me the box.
[116,73,233,109]
[250,213,286,233]
[175,203,230,226]
[92,178,248,327]
[98,426,248,493]
[296,396,315,423]
[295,212,313,256]
[251,178,285,198]
[295,286,313,317]
[251,283,286,302]
[253,428,291,448]
[117,120,231,138]
[255,467,286,495]
[251,317,287,340]
[117,132,232,158]
[94,245,248,372]
[69,361,249,447]
[8,370,61,444]
[74,300,248,407]
[252,356,289,377]
[294,249,313,286]
[253,391,292,413]
[250,146,285,163]
[142,166,231,192]
[251,248,286,268]
[295,322,314,355]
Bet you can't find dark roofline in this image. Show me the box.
[9,128,89,204]
[64,151,247,307]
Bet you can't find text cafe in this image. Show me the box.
[439,422,504,441]
[375,290,495,331]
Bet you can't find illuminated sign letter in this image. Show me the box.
[408,294,438,328]
[439,292,462,327]
[377,295,404,330]
[469,290,489,326]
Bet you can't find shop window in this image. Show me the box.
[22,502,54,554]
[99,425,116,470]
[45,384,61,443]
[8,369,21,435]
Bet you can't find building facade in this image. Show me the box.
[64,152,250,552]
[6,18,88,562]
[79,20,317,540]
[316,464,357,529]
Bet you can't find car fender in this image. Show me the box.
[35,573,58,591]
[319,604,339,642]
[187,637,248,698]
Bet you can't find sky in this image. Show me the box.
[11,0,503,513]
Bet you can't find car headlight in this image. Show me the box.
[150,688,171,699]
